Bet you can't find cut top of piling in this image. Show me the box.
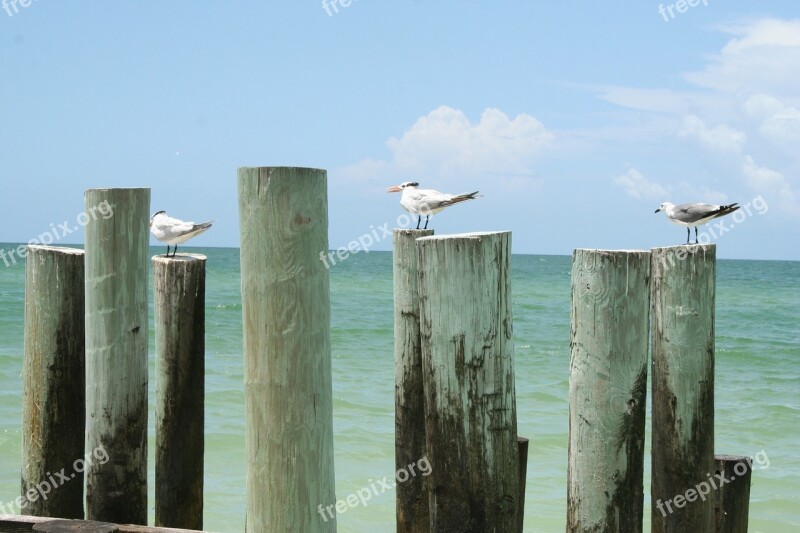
[26,245,85,256]
[416,230,511,242]
[151,254,207,265]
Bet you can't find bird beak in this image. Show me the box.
[654,208,661,213]
[387,185,402,193]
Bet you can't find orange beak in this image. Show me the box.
[387,185,402,193]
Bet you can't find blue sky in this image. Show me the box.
[1,2,798,260]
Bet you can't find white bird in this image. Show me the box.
[655,202,740,244]
[149,211,213,257]
[387,181,481,229]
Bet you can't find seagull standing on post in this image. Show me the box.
[149,211,213,257]
[655,202,740,244]
[387,181,481,229]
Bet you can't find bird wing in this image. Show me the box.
[672,203,722,224]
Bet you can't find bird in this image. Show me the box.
[387,181,481,229]
[655,202,740,244]
[149,211,213,257]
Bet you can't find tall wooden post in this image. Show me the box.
[22,245,85,518]
[417,231,519,532]
[393,228,433,532]
[84,188,150,524]
[153,254,206,529]
[238,167,336,532]
[567,249,650,532]
[714,455,752,533]
[651,244,716,532]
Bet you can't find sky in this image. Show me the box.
[1,2,799,260]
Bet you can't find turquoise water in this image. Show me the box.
[0,246,798,532]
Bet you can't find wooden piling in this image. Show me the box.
[22,245,85,518]
[650,244,716,532]
[714,455,752,533]
[566,249,650,532]
[238,167,336,532]
[393,228,433,532]
[153,254,206,529]
[417,231,519,532]
[84,188,150,524]
[517,437,529,533]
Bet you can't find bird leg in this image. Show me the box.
[172,245,178,258]
[686,227,691,245]
[416,216,421,230]
[165,245,171,257]
[423,215,430,229]
[694,227,699,244]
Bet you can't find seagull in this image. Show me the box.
[655,202,740,244]
[387,181,481,229]
[149,211,213,257]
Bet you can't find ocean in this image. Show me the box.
[0,246,797,532]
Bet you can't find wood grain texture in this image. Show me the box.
[238,167,335,532]
[393,228,433,532]
[650,244,716,533]
[22,245,85,519]
[567,249,650,533]
[417,231,519,533]
[714,455,752,533]
[153,254,206,530]
[84,188,150,524]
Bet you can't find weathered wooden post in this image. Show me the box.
[566,249,650,532]
[517,437,530,533]
[153,254,206,529]
[714,455,752,533]
[238,167,336,532]
[417,231,519,532]
[393,228,433,532]
[651,244,716,532]
[22,245,85,518]
[84,188,150,523]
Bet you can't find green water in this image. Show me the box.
[0,246,797,532]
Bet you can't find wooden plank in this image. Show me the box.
[153,254,206,529]
[22,246,85,519]
[566,249,650,532]
[0,515,215,532]
[714,455,752,532]
[417,231,519,532]
[84,188,150,524]
[237,167,336,532]
[392,228,433,532]
[651,244,716,532]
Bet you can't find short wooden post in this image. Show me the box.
[22,245,85,518]
[517,437,529,533]
[714,455,752,533]
[84,188,150,524]
[417,231,519,532]
[153,254,206,529]
[651,244,716,532]
[238,167,336,532]
[393,228,433,532]
[566,249,650,532]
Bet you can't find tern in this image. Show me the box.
[655,202,740,244]
[149,211,213,257]
[387,181,480,229]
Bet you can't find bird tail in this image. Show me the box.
[447,191,481,205]
[718,203,740,215]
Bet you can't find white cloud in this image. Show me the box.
[677,114,746,153]
[339,106,552,188]
[744,94,800,148]
[741,155,800,215]
[683,19,800,99]
[613,168,668,201]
